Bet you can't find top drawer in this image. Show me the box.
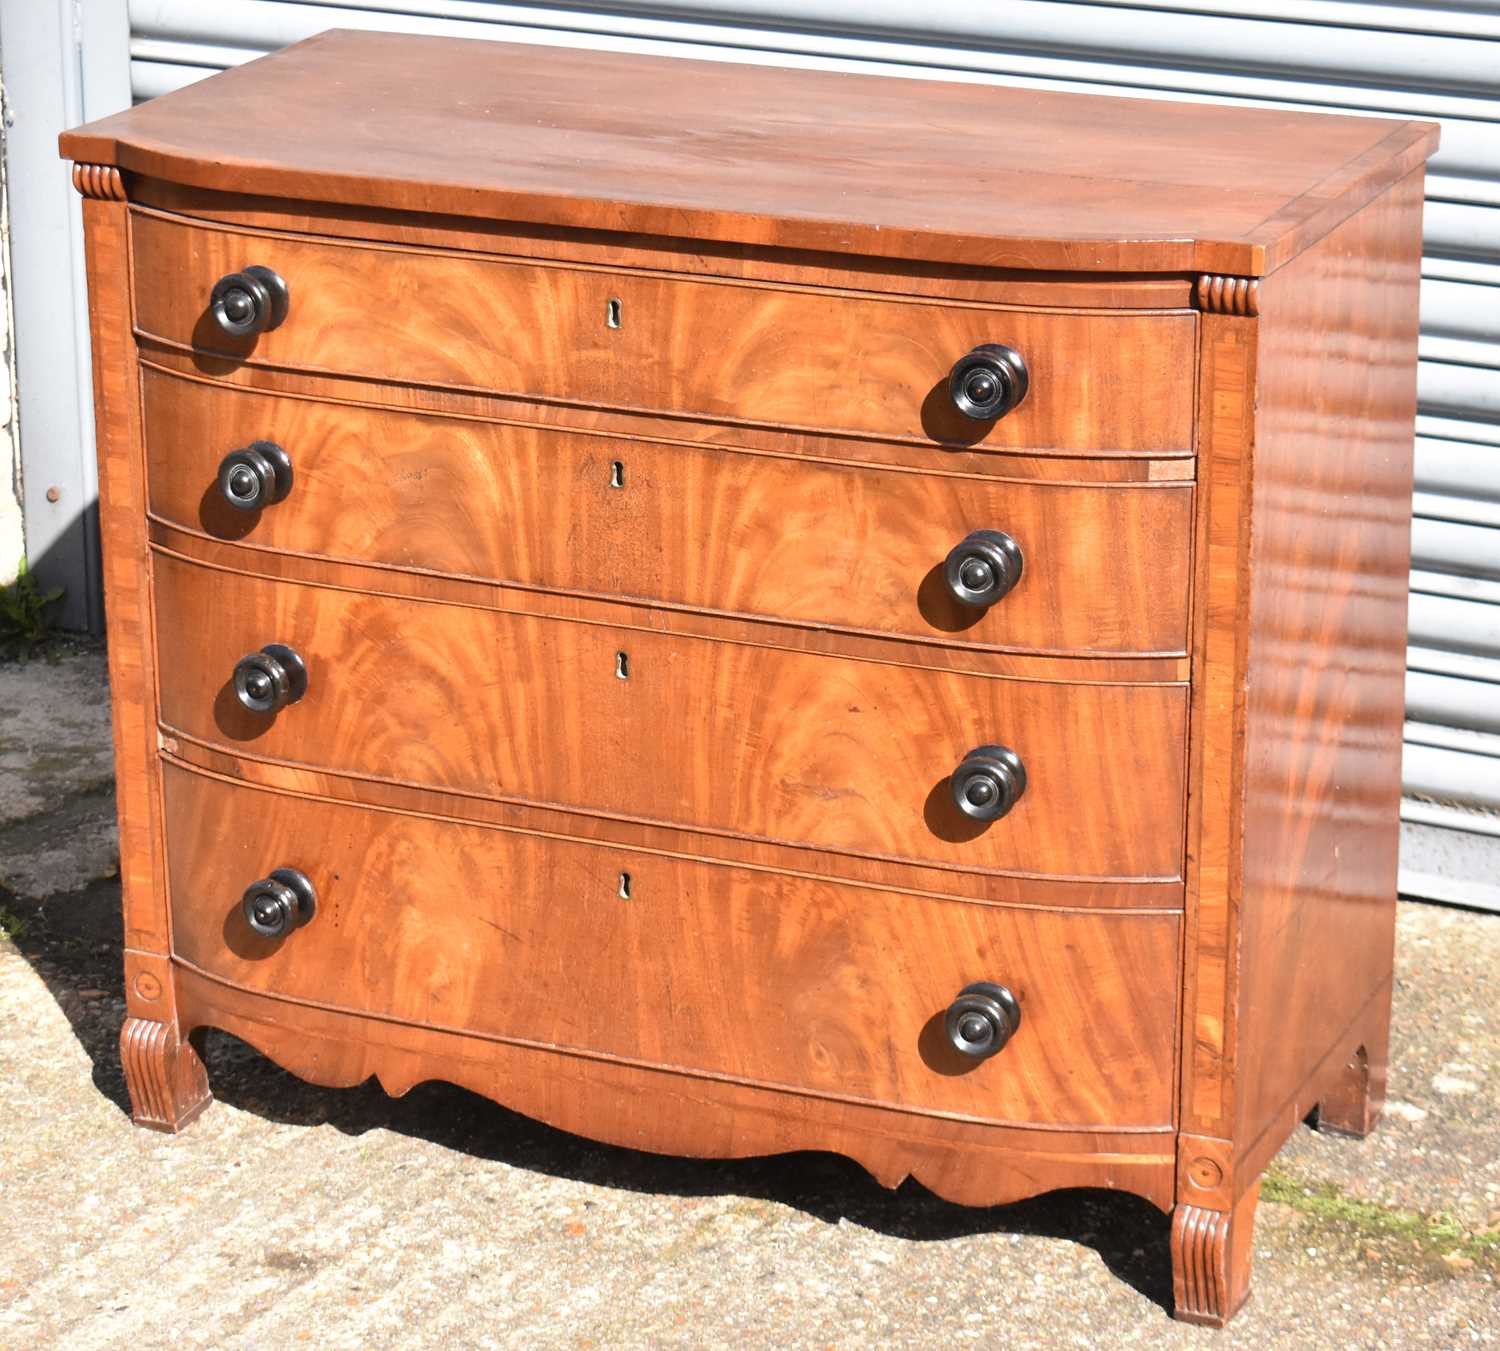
[130,211,1196,453]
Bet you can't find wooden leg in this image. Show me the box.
[1316,1001,1390,1138]
[120,1017,212,1133]
[1171,1181,1260,1328]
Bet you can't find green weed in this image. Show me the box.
[0,559,65,662]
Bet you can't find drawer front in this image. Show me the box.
[146,372,1194,656]
[132,212,1196,452]
[153,554,1188,880]
[163,764,1179,1128]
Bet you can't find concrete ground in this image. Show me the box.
[0,646,1495,1350]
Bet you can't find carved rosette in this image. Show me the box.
[119,1017,212,1132]
[72,163,126,200]
[1195,274,1260,316]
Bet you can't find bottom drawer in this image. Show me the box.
[162,763,1179,1130]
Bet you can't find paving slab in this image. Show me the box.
[0,649,1495,1348]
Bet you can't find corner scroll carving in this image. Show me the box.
[72,163,126,200]
[1173,1203,1232,1321]
[1195,274,1260,316]
[1170,1182,1261,1327]
[120,1017,212,1132]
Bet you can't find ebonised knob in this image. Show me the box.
[944,530,1023,608]
[951,744,1026,822]
[242,867,317,939]
[945,981,1021,1059]
[233,643,308,715]
[217,441,293,512]
[210,266,291,338]
[948,344,1028,421]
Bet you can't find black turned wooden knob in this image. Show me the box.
[233,644,307,714]
[242,867,317,939]
[948,344,1028,421]
[951,745,1026,822]
[217,441,293,512]
[945,982,1021,1059]
[944,530,1023,607]
[210,266,290,337]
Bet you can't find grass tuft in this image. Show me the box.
[1263,1167,1500,1273]
[0,560,66,663]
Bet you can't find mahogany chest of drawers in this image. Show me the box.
[62,30,1436,1327]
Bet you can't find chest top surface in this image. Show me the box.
[61,29,1435,276]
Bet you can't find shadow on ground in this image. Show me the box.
[2,857,1174,1315]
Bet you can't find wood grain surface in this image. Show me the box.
[173,965,1177,1211]
[136,345,1194,480]
[1164,171,1424,1322]
[62,29,1436,274]
[130,209,1197,454]
[129,177,1198,311]
[1179,305,1258,1137]
[1227,171,1422,1176]
[143,367,1194,657]
[151,550,1189,882]
[159,740,1186,912]
[76,181,177,970]
[163,761,1180,1130]
[1180,172,1423,1163]
[148,519,1191,688]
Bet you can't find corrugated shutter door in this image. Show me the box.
[125,1,1500,905]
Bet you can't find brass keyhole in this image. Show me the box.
[610,460,624,489]
[606,298,622,329]
[616,651,629,680]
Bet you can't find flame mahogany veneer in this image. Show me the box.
[62,30,1435,1327]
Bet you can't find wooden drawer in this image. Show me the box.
[162,763,1179,1128]
[131,211,1196,453]
[152,552,1188,881]
[144,371,1194,657]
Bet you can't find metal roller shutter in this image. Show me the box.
[124,0,1500,905]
